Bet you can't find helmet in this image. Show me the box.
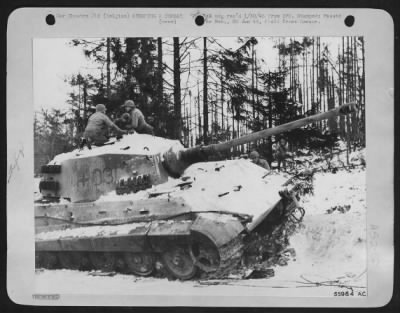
[95,104,106,113]
[122,100,135,108]
[249,150,259,160]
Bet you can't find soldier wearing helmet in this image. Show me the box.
[122,100,154,135]
[249,150,270,170]
[83,104,127,145]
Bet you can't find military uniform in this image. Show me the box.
[274,141,290,170]
[122,100,154,135]
[114,113,132,131]
[83,104,125,145]
[249,151,271,170]
[256,158,271,170]
[130,108,154,134]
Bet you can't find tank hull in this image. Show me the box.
[35,193,300,279]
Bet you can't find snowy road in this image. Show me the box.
[34,266,365,297]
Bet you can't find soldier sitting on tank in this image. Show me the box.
[83,103,127,146]
[249,150,271,170]
[122,100,154,135]
[273,137,291,171]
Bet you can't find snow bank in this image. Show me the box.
[291,146,366,172]
[284,169,366,282]
[301,169,366,215]
[50,133,184,164]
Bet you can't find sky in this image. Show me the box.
[33,37,280,113]
[33,37,344,113]
[33,38,98,112]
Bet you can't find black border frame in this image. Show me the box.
[1,1,399,312]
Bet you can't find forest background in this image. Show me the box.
[34,36,365,173]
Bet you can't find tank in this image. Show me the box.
[35,102,356,280]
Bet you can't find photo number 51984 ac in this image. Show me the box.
[333,290,367,297]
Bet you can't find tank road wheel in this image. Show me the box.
[161,245,197,280]
[78,253,92,271]
[89,252,116,272]
[36,252,59,269]
[123,253,154,276]
[57,252,86,270]
[190,240,220,273]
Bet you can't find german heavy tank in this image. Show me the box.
[35,103,355,279]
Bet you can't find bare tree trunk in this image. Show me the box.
[290,38,293,100]
[305,45,309,112]
[268,71,273,159]
[157,38,163,105]
[173,37,182,140]
[359,37,366,146]
[154,37,164,133]
[352,36,359,147]
[339,39,345,138]
[232,106,235,139]
[317,38,321,114]
[255,52,260,129]
[302,52,306,110]
[311,37,315,106]
[220,63,224,131]
[77,75,82,133]
[83,81,87,123]
[203,37,209,144]
[214,93,218,135]
[197,82,202,141]
[251,44,255,119]
[345,37,351,163]
[185,107,189,146]
[106,38,111,106]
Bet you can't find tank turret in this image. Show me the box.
[38,102,356,202]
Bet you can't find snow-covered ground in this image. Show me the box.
[34,164,366,296]
[278,169,366,285]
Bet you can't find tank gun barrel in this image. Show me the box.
[163,102,357,177]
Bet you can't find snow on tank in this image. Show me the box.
[39,133,184,202]
[97,159,289,231]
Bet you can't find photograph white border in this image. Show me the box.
[6,7,394,307]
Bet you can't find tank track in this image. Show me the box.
[35,234,244,280]
[35,214,246,280]
[35,217,302,280]
[35,198,304,280]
